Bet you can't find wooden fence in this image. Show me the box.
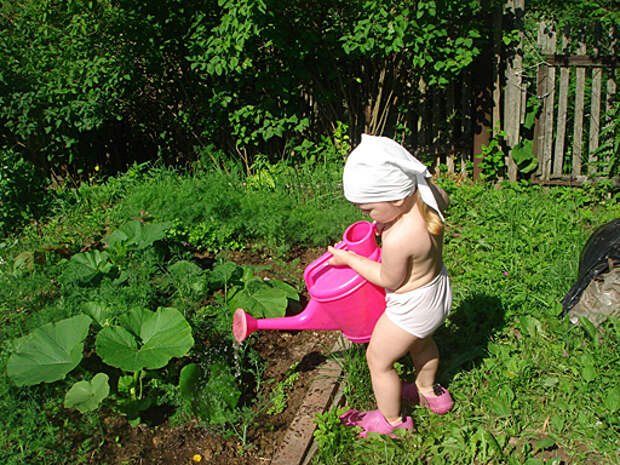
[399,1,618,186]
[530,22,618,185]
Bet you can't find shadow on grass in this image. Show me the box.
[434,293,505,385]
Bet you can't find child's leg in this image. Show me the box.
[409,336,439,396]
[366,313,419,424]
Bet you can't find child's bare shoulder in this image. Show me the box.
[383,213,430,254]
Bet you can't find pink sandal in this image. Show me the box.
[339,409,414,438]
[401,382,454,415]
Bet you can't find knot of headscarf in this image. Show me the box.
[343,134,444,222]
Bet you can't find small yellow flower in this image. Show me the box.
[192,454,202,463]
[94,164,100,172]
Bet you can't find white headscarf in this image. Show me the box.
[343,134,444,222]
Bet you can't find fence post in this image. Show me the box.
[604,25,617,171]
[572,38,587,177]
[503,0,524,182]
[472,1,500,181]
[533,22,557,182]
[553,27,571,177]
[588,22,603,174]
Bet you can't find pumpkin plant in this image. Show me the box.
[6,305,194,423]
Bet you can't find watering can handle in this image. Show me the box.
[371,221,382,235]
[303,241,347,290]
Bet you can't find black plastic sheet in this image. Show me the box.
[561,218,620,320]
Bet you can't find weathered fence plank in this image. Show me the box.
[604,68,617,165]
[589,67,603,173]
[553,31,571,177]
[503,0,524,182]
[534,22,557,180]
[572,41,587,177]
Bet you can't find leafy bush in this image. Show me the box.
[1,0,487,192]
[0,146,48,234]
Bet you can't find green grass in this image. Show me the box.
[1,165,618,465]
[313,181,620,465]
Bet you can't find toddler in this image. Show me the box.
[328,134,453,437]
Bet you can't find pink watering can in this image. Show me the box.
[232,221,386,344]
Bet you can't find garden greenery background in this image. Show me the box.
[1,0,619,464]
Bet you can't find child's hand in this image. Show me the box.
[327,246,350,266]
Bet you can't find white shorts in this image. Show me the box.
[385,266,452,338]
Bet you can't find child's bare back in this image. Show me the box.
[376,182,449,293]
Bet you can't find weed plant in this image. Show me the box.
[313,180,619,465]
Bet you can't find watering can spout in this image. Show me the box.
[233,299,338,343]
[231,221,386,344]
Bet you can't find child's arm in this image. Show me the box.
[328,234,410,291]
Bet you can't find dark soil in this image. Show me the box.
[88,246,341,465]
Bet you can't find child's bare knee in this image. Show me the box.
[366,345,389,373]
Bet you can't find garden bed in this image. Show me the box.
[87,245,342,465]
[90,328,338,464]
[88,331,338,465]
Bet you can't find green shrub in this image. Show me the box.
[0,146,48,235]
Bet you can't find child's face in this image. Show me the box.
[355,201,403,224]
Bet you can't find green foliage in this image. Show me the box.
[510,98,539,175]
[103,220,171,253]
[527,0,618,32]
[340,0,482,86]
[64,373,111,413]
[7,314,91,386]
[166,260,208,302]
[0,146,48,235]
[312,406,359,464]
[60,250,114,285]
[179,361,241,424]
[478,126,508,180]
[228,266,299,319]
[166,218,243,253]
[95,307,194,372]
[0,0,128,172]
[267,361,300,415]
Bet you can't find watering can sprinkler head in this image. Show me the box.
[231,221,386,344]
[233,308,258,343]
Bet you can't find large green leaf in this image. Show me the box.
[104,220,171,251]
[7,314,92,386]
[81,301,113,328]
[96,307,194,372]
[61,250,114,284]
[228,268,299,318]
[207,261,243,289]
[64,373,110,413]
[229,278,289,318]
[512,139,538,174]
[270,279,300,301]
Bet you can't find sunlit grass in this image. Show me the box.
[313,182,619,465]
[1,167,617,465]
